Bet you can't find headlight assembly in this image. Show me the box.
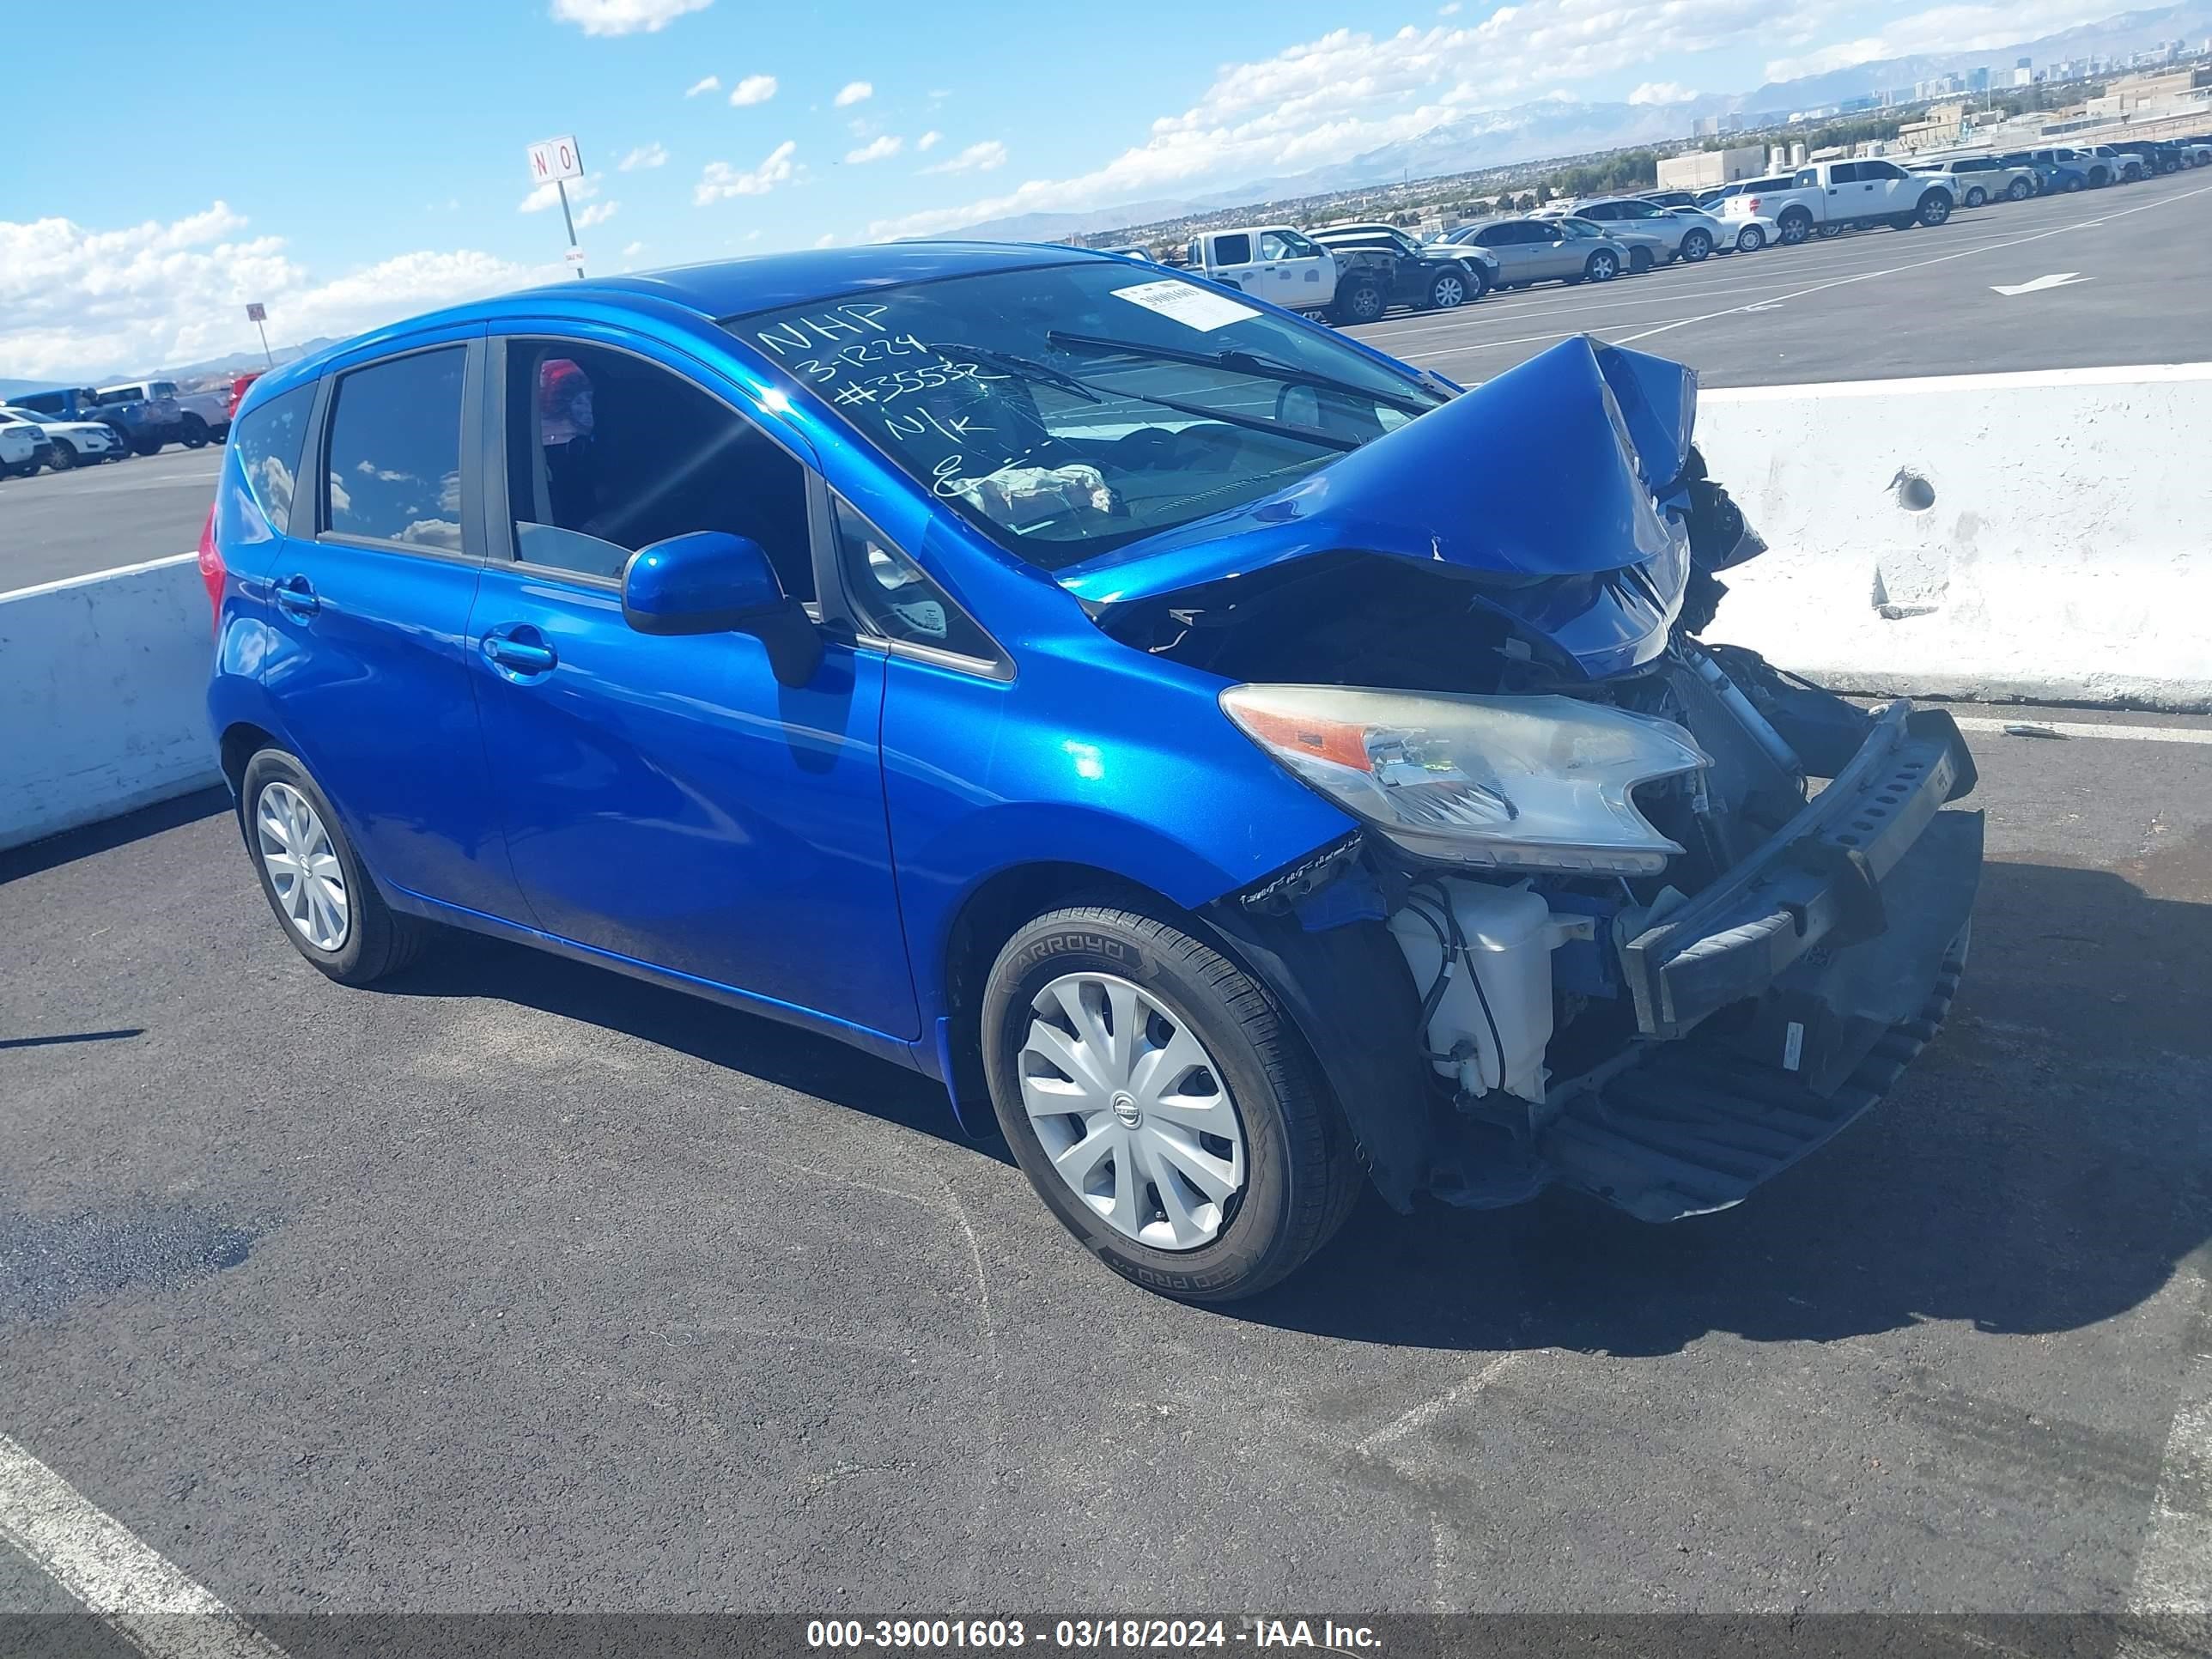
[1219,684,1709,875]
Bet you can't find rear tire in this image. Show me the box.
[1965,186,1986,209]
[239,749,429,987]
[982,902,1362,1303]
[1778,209,1812,245]
[180,415,210,449]
[1332,281,1386,325]
[1735,225,1766,252]
[2007,178,2031,201]
[2063,174,2084,192]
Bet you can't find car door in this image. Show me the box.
[1863,161,1913,212]
[261,328,526,921]
[1258,229,1331,309]
[1526,220,1579,279]
[465,326,918,1041]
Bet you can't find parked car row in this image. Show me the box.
[0,374,258,478]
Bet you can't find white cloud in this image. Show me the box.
[1761,0,2111,82]
[1438,2,1462,12]
[694,140,799,203]
[550,0,711,37]
[845,134,903,164]
[872,7,1836,239]
[622,240,647,257]
[918,139,1007,177]
[1,200,562,380]
[1628,81,1696,104]
[917,130,942,151]
[519,176,599,213]
[833,81,873,107]
[815,233,838,247]
[575,200,621,228]
[685,75,720,97]
[728,73,778,106]
[618,142,667,171]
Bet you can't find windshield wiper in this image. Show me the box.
[1044,329,1432,416]
[923,341,1101,404]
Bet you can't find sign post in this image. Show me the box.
[526,136,588,280]
[244,302,273,366]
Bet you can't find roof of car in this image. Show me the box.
[244,240,1108,406]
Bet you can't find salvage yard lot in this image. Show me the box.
[3,708,2209,1629]
[1352,168,2212,386]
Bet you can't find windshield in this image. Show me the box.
[727,260,1449,569]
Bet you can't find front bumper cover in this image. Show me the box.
[1540,699,1984,1220]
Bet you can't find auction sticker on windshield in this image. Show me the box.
[1111,280,1260,331]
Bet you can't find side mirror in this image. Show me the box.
[621,530,822,686]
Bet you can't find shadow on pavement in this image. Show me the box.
[367,930,995,1159]
[0,787,230,885]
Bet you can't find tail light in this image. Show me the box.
[196,503,224,632]
[1743,196,1761,214]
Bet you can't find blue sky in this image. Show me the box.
[2,0,2113,379]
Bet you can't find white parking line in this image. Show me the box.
[1356,1352,1524,1455]
[1951,716,2212,744]
[2119,1271,2212,1656]
[0,1433,290,1658]
[1611,181,2212,348]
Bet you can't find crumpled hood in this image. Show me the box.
[1057,335,1698,611]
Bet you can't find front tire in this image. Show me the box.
[1965,186,1986,209]
[49,440,76,470]
[2007,178,2032,201]
[1583,249,1619,283]
[239,749,428,986]
[982,902,1360,1303]
[2063,174,2084,192]
[1917,191,1953,227]
[1425,269,1468,309]
[1680,228,1712,262]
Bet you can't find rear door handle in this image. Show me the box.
[273,574,319,618]
[483,629,557,675]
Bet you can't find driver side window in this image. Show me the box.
[501,339,815,599]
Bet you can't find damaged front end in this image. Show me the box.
[1076,336,1984,1224]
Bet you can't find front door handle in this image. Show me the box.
[272,574,319,618]
[483,629,557,675]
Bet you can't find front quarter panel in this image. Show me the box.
[879,583,1357,1020]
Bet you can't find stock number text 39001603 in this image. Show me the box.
[806,1619,1234,1650]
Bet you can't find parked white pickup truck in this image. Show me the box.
[1722,160,1956,245]
[1181,225,1391,325]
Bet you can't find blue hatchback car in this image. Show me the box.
[204,243,1982,1300]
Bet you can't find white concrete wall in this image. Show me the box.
[1697,362,2212,711]
[1,554,222,853]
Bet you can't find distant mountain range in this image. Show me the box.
[943,2,2212,240]
[0,338,341,400]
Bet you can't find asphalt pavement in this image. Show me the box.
[3,705,2209,1636]
[0,447,221,592]
[1356,167,2212,386]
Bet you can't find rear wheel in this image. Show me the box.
[239,750,428,986]
[2007,178,2032,201]
[180,414,210,449]
[1965,185,1987,209]
[1778,209,1813,245]
[1735,224,1766,252]
[1680,228,1712,262]
[982,902,1361,1303]
[2063,174,2084,192]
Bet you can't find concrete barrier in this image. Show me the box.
[1698,362,2212,711]
[1,554,222,853]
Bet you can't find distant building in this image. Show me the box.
[1654,144,1765,190]
[1968,66,1990,94]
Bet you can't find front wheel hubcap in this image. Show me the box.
[1018,972,1246,1251]
[257,781,349,951]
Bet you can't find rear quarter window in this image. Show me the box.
[321,348,466,550]
[220,383,316,544]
